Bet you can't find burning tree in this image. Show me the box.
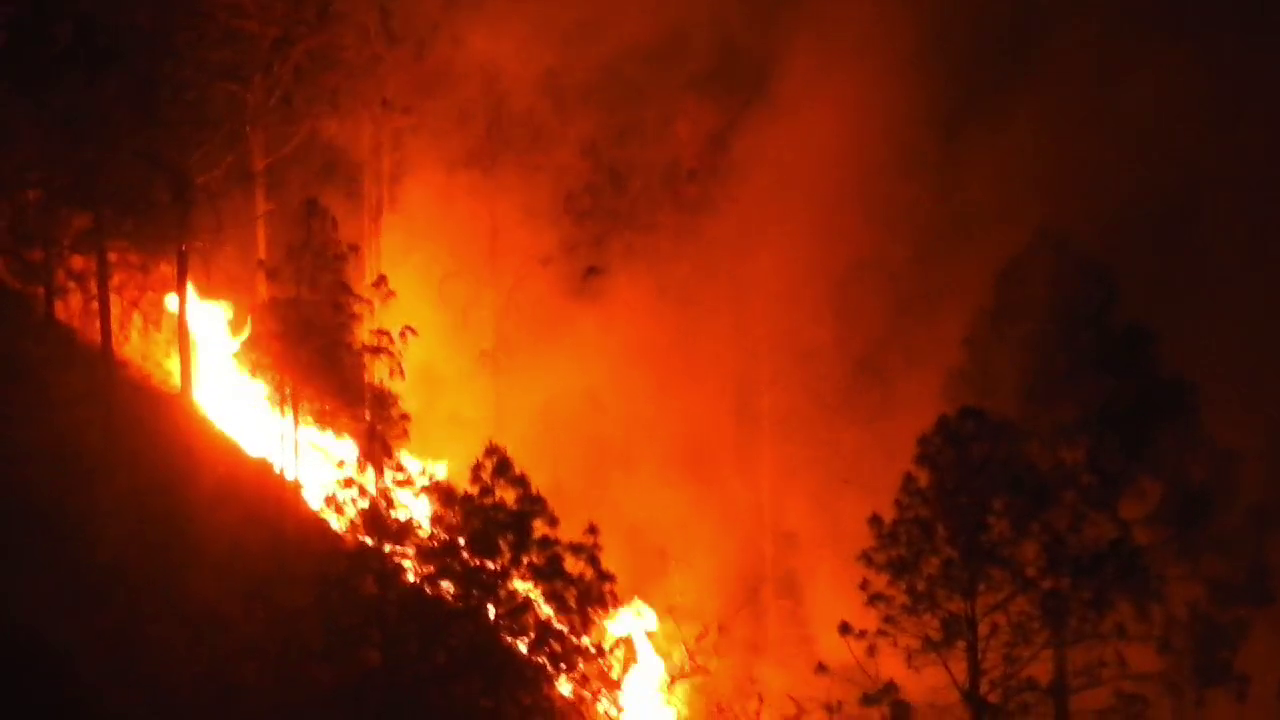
[242,197,367,438]
[233,219,626,708]
[420,446,619,672]
[351,443,623,713]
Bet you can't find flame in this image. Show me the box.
[605,598,678,720]
[161,284,678,718]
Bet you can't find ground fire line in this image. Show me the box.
[155,283,679,719]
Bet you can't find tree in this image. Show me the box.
[319,0,436,285]
[347,443,622,710]
[296,267,621,708]
[0,187,61,323]
[181,0,349,300]
[418,445,620,699]
[0,0,179,368]
[242,197,370,469]
[947,234,1273,711]
[850,408,1047,718]
[355,271,415,481]
[814,636,914,719]
[0,1,103,327]
[314,540,564,719]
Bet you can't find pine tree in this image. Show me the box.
[851,408,1047,718]
[947,235,1273,712]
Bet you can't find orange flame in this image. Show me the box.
[161,284,678,718]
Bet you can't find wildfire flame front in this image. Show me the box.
[162,283,678,718]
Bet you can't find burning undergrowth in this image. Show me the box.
[12,247,682,718]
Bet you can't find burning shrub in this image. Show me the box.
[351,443,623,711]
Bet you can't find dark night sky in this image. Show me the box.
[925,0,1280,479]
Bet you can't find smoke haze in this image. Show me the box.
[364,0,1279,709]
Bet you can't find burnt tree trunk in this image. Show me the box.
[40,231,57,323]
[1046,590,1071,720]
[965,605,986,720]
[176,240,192,403]
[95,232,114,364]
[1049,633,1070,720]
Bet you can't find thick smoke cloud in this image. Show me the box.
[372,0,1279,708]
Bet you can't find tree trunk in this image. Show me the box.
[95,232,114,364]
[361,113,386,301]
[365,413,385,493]
[277,385,288,478]
[291,387,300,480]
[362,117,372,283]
[249,123,270,302]
[176,241,193,403]
[966,612,985,720]
[373,117,387,278]
[40,231,57,323]
[1050,633,1070,720]
[1046,592,1071,720]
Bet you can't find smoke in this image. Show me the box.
[369,0,1280,708]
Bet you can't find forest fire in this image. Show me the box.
[162,283,678,718]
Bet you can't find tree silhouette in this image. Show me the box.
[0,0,189,373]
[947,235,1273,712]
[349,442,621,709]
[850,407,1046,718]
[356,271,416,481]
[417,445,619,694]
[243,197,367,450]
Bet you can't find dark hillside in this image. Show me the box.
[0,288,557,719]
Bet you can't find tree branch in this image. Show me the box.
[978,587,1025,624]
[932,649,966,700]
[263,33,328,110]
[254,122,310,170]
[193,145,238,188]
[983,635,1052,697]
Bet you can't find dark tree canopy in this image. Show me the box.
[844,236,1274,717]
[243,197,367,431]
[853,408,1047,716]
[351,443,621,709]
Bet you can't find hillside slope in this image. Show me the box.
[0,288,557,719]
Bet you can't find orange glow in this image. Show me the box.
[161,283,679,718]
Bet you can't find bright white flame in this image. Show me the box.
[605,598,678,720]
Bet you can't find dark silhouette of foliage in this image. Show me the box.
[241,198,420,486]
[814,631,915,720]
[1,188,64,322]
[0,0,229,398]
[244,197,368,436]
[849,408,1046,718]
[357,271,416,479]
[420,444,619,667]
[350,443,622,708]
[942,235,1274,712]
